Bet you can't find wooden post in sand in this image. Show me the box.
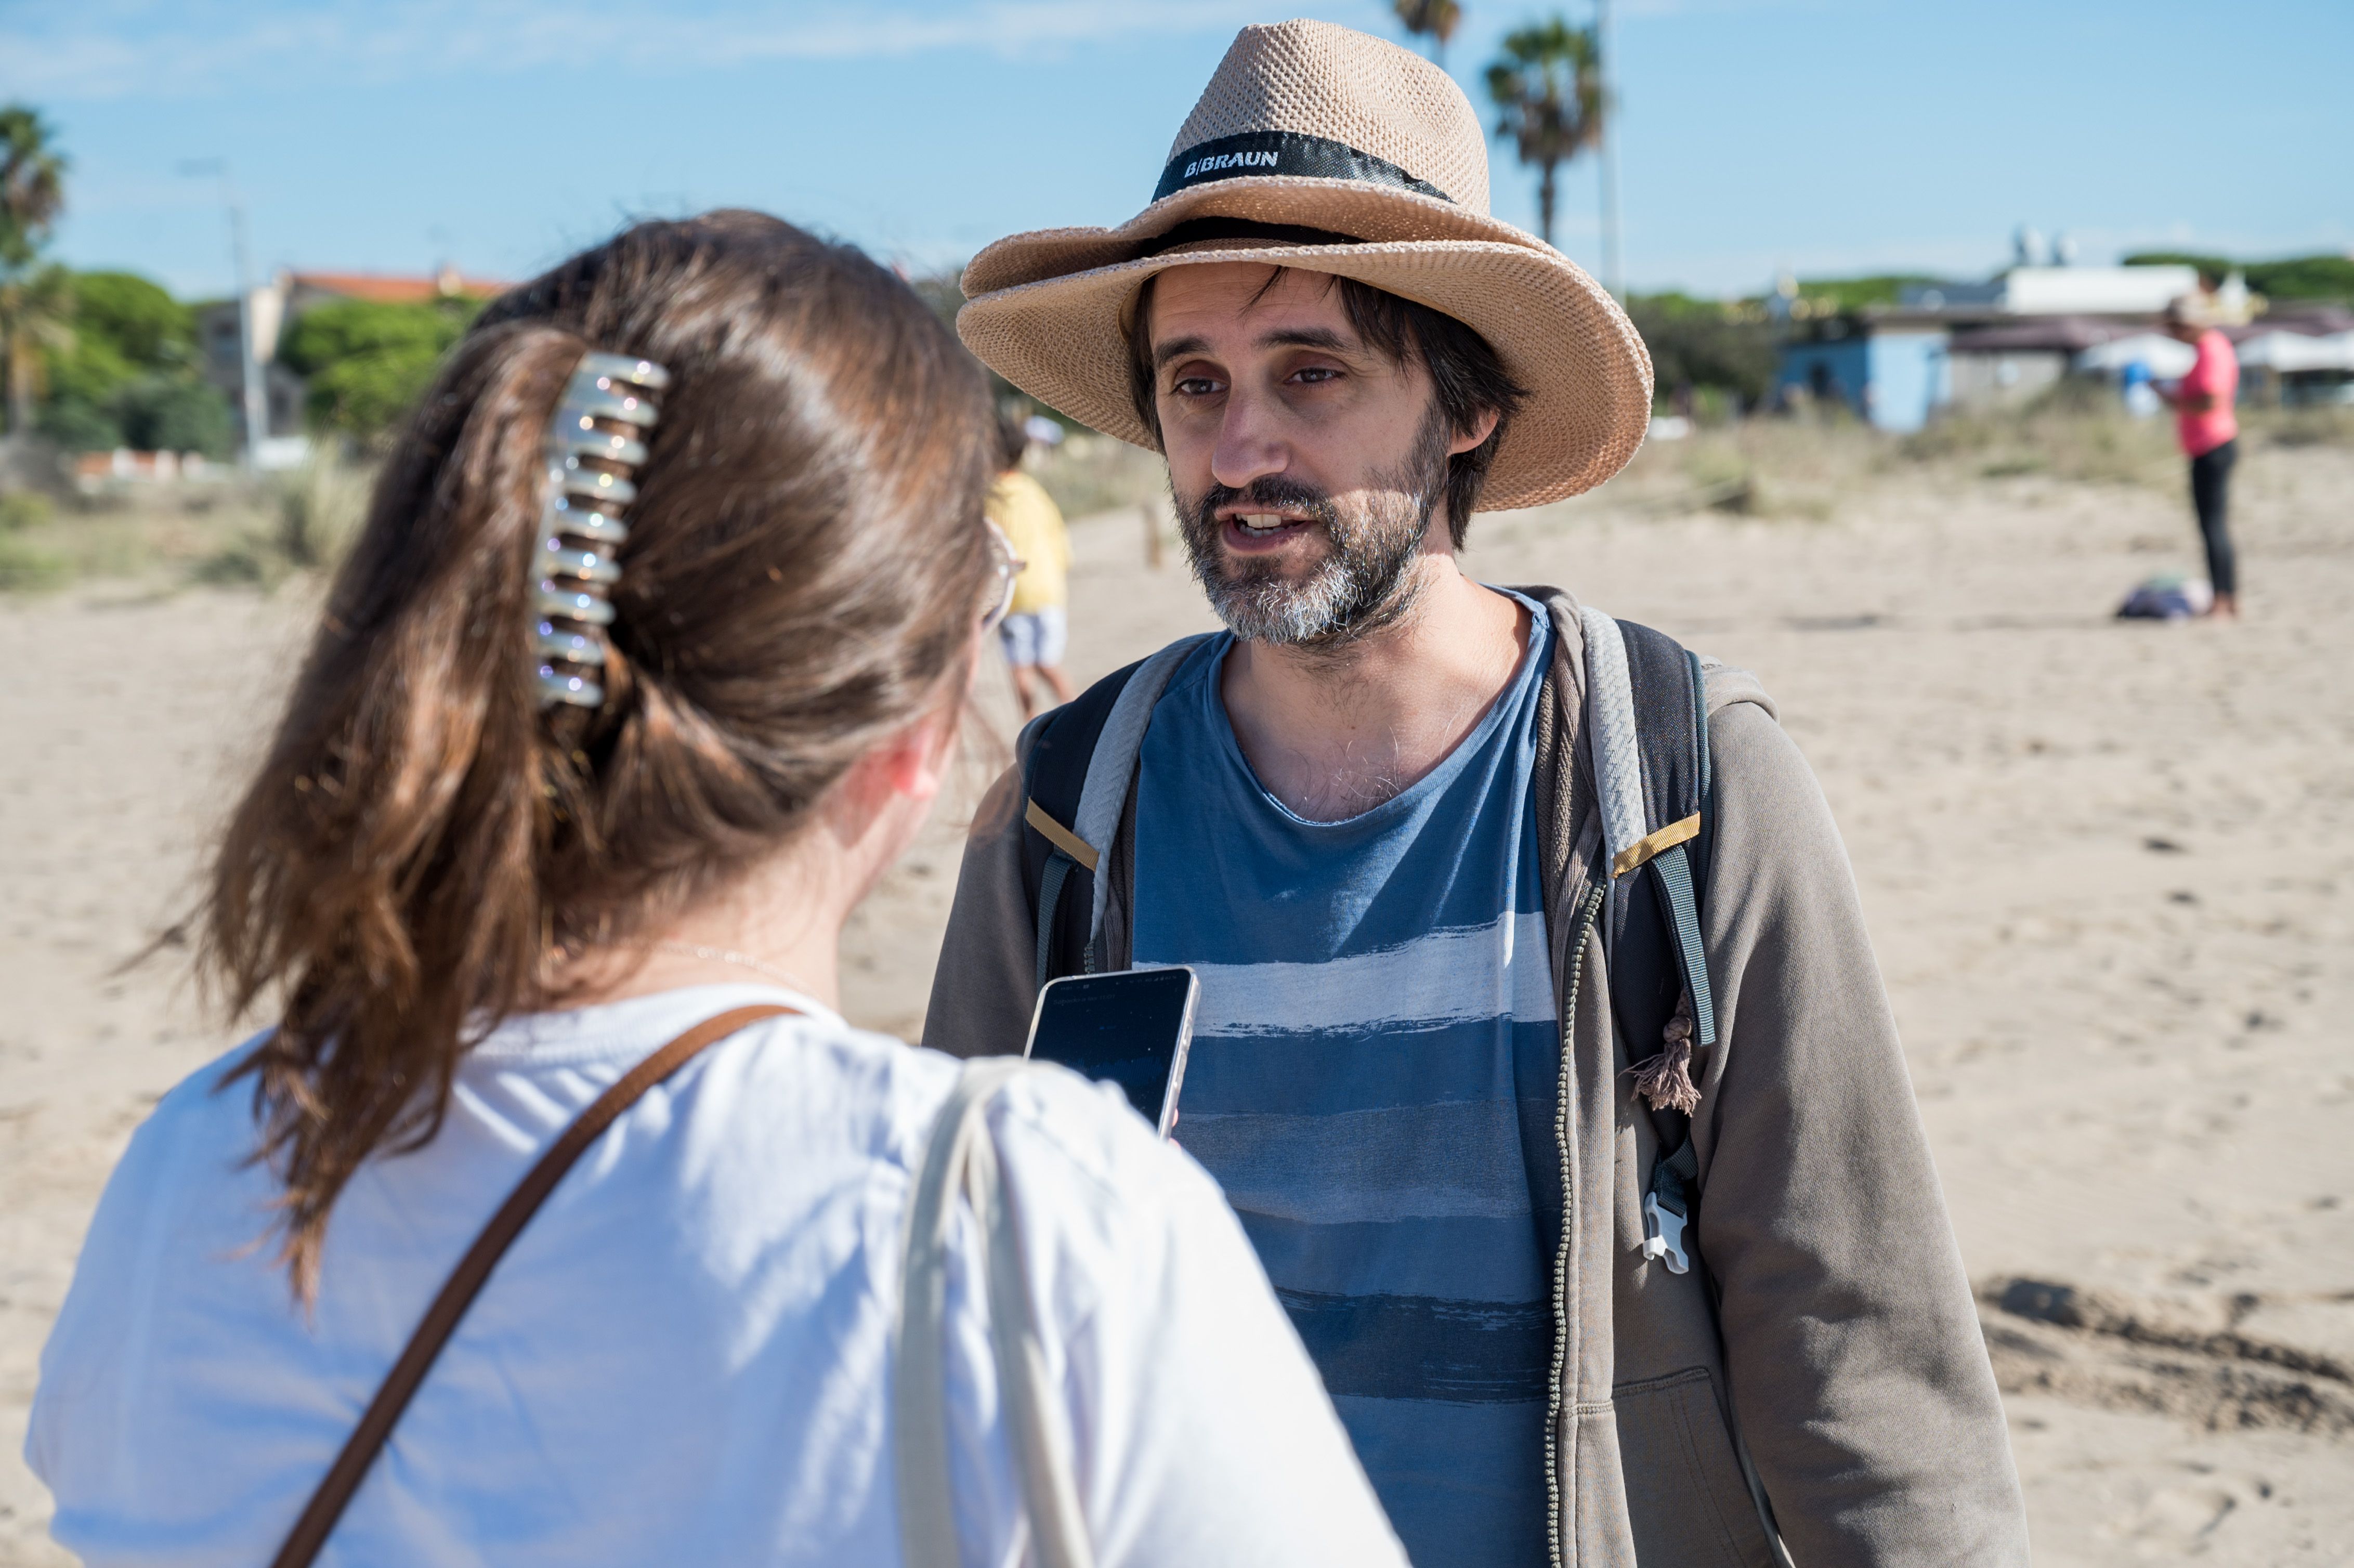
[1142,496,1167,570]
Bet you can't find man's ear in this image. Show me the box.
[1448,406,1502,457]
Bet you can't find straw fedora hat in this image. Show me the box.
[956,18,1654,511]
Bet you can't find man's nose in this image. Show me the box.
[1209,389,1290,494]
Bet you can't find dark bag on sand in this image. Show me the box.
[2117,574,2213,620]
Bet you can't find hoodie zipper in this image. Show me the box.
[1543,879,1606,1568]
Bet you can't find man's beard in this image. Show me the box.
[1175,409,1451,650]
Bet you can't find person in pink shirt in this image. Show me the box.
[2157,295,2241,618]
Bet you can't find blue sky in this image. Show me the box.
[7,0,2349,301]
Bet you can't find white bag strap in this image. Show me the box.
[896,1057,1096,1568]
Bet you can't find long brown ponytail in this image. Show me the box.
[204,213,995,1296]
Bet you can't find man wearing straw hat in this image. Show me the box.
[931,20,2026,1566]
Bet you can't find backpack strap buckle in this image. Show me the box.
[1641,1134,1700,1275]
[1641,1192,1691,1274]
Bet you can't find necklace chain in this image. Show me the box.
[654,940,817,996]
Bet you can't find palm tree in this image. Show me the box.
[0,264,73,435]
[1484,18,1602,251]
[0,106,68,270]
[1393,0,1463,71]
[0,107,70,434]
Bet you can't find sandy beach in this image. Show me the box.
[3,434,2348,1564]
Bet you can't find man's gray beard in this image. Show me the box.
[1175,414,1450,650]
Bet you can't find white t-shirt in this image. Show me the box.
[29,984,1407,1567]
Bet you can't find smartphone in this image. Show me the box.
[1023,967,1200,1138]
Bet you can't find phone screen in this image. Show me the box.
[1024,968,1199,1136]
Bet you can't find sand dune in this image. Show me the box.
[3,443,2348,1563]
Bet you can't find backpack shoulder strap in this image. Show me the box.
[1579,607,1718,1275]
[1579,608,1715,1045]
[1020,660,1139,992]
[1020,634,1212,991]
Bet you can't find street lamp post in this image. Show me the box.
[1595,0,1625,300]
[179,159,266,471]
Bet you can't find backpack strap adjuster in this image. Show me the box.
[1023,799,1098,872]
[1611,811,1701,880]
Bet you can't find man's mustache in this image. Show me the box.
[1186,477,1339,537]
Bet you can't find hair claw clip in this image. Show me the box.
[534,351,671,711]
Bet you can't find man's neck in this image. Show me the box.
[1220,548,1530,823]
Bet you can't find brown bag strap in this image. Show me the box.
[269,1002,798,1568]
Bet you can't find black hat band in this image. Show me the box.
[1152,130,1453,206]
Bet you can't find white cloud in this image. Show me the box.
[0,0,1290,102]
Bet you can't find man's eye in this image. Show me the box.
[1173,376,1221,396]
[1290,367,1340,385]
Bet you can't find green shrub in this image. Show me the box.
[1899,386,2173,487]
[1626,293,1776,408]
[278,298,475,441]
[1029,436,1167,519]
[272,456,365,567]
[0,490,54,530]
[2122,250,2354,303]
[35,270,228,454]
[0,532,69,588]
[193,455,368,585]
[38,376,235,456]
[2257,406,2354,448]
[36,394,122,451]
[66,271,194,365]
[1790,274,1942,312]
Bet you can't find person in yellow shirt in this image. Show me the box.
[986,414,1076,715]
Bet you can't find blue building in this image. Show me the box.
[1773,321,1951,432]
[1768,267,2219,432]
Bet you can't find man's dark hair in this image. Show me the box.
[1126,269,1528,547]
[996,410,1031,472]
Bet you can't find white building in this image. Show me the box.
[1994,266,2203,316]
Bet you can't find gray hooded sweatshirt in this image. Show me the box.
[925,587,2030,1567]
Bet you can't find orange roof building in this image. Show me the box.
[285,265,507,306]
[194,264,513,443]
